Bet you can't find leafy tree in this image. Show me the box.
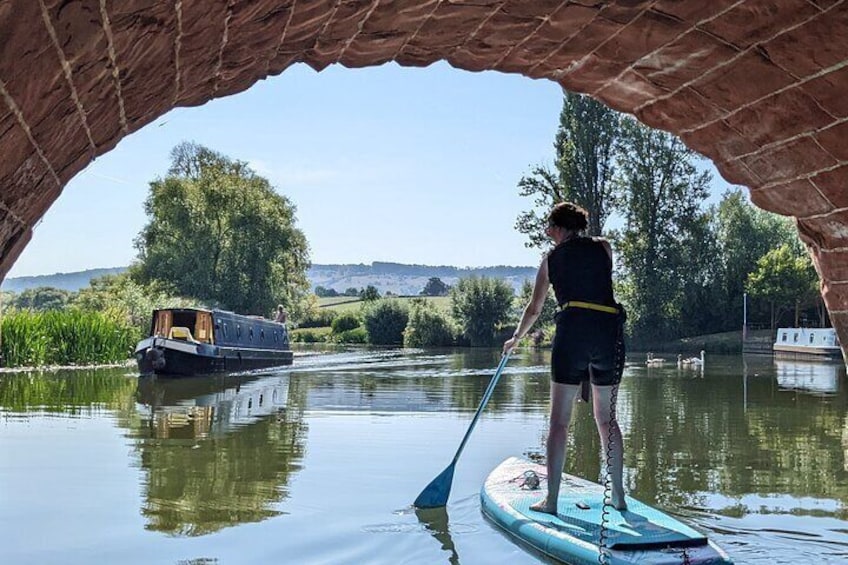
[450,276,514,347]
[404,299,456,347]
[420,277,450,296]
[331,312,361,334]
[343,287,360,297]
[11,287,71,311]
[517,279,557,329]
[73,273,198,337]
[746,244,818,330]
[314,286,338,297]
[363,299,409,345]
[516,92,621,246]
[676,208,724,337]
[360,285,381,301]
[133,142,310,317]
[713,189,801,331]
[612,119,712,342]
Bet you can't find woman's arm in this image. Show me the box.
[503,256,550,353]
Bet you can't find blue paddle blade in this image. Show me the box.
[414,463,456,509]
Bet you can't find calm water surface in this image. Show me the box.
[1,349,847,564]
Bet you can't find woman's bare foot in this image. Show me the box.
[530,498,557,515]
[605,493,627,511]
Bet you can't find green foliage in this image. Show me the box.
[0,309,136,367]
[404,299,456,347]
[314,286,339,297]
[297,307,338,329]
[746,244,818,329]
[363,299,409,346]
[420,277,450,296]
[289,326,332,343]
[9,287,71,311]
[360,285,381,301]
[332,327,368,344]
[450,277,514,347]
[133,141,311,317]
[516,92,621,245]
[713,189,802,330]
[331,312,361,334]
[72,273,198,338]
[516,279,557,328]
[612,118,712,342]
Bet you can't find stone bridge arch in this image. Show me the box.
[2,1,848,351]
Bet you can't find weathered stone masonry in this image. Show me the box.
[2,1,848,351]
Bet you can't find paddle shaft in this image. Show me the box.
[449,352,510,465]
[413,353,511,508]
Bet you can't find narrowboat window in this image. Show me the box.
[237,325,241,338]
[781,333,787,342]
[793,333,798,342]
[810,334,815,344]
[260,329,265,340]
[274,331,278,343]
[249,328,254,341]
[223,323,228,338]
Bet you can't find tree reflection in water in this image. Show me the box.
[132,374,308,536]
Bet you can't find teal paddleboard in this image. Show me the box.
[481,457,733,564]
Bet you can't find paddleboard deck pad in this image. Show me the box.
[481,457,733,564]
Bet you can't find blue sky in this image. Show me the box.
[8,62,732,278]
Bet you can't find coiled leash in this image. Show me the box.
[511,469,544,490]
[599,304,626,565]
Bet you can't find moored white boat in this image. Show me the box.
[773,328,842,360]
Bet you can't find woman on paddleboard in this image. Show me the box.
[503,201,627,513]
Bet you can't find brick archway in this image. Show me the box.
[2,1,848,352]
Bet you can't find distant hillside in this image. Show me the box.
[1,262,537,295]
[308,262,537,295]
[1,267,128,292]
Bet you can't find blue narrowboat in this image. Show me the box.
[135,307,293,377]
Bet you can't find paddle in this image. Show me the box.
[414,352,511,508]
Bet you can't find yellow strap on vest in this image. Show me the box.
[559,301,619,315]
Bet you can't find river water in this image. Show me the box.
[1,348,847,564]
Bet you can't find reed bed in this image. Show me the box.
[1,309,138,367]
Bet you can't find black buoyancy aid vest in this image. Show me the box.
[547,237,615,308]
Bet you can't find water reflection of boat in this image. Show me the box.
[133,373,305,536]
[136,373,290,438]
[775,359,841,395]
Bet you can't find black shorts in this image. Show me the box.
[551,308,620,386]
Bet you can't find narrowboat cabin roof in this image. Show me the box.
[148,307,290,350]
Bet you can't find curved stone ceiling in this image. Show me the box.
[2,0,848,344]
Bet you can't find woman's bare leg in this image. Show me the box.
[592,383,626,510]
[530,381,581,514]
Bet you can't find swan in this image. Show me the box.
[646,352,666,366]
[681,350,705,367]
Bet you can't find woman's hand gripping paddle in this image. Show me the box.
[414,353,511,508]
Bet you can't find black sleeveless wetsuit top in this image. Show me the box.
[547,237,619,385]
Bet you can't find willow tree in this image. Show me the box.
[516,92,620,246]
[613,119,712,342]
[134,142,311,317]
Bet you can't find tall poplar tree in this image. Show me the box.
[613,119,712,342]
[516,92,621,246]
